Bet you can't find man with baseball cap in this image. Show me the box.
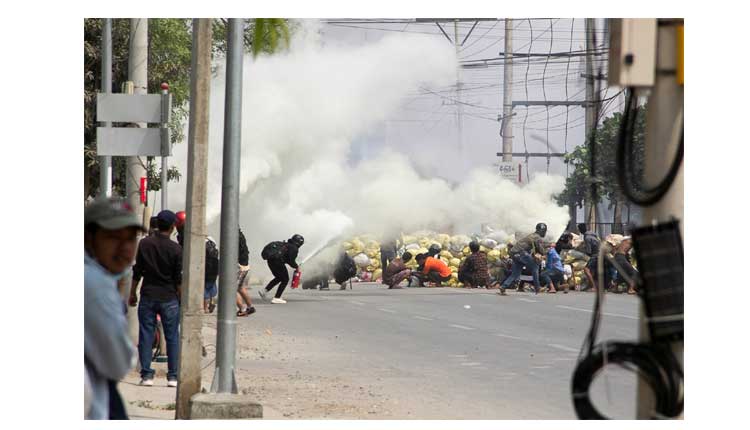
[128,209,182,387]
[85,198,144,419]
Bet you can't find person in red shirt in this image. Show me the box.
[414,253,452,287]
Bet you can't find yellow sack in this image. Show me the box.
[342,241,353,250]
[372,268,383,281]
[440,250,453,260]
[462,246,471,257]
[488,249,501,263]
[450,258,462,267]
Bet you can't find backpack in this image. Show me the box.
[261,241,287,261]
[205,238,220,281]
[238,230,249,265]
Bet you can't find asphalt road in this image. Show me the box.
[234,282,641,419]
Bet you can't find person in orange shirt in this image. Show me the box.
[414,253,452,287]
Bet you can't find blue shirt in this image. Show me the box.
[84,253,136,419]
[546,248,564,273]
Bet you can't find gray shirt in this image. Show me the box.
[84,253,136,420]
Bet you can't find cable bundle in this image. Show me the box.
[572,341,683,420]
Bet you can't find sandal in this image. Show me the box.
[236,307,256,317]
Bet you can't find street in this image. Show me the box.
[119,283,640,419]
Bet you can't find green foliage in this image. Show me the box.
[555,106,646,210]
[84,18,293,198]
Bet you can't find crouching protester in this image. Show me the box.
[413,253,452,287]
[498,223,547,295]
[382,252,413,289]
[333,251,357,290]
[84,198,143,419]
[458,241,490,288]
[540,241,565,294]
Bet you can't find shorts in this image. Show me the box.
[237,266,250,291]
[204,281,218,300]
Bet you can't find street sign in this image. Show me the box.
[498,162,519,182]
[97,93,163,123]
[96,127,170,156]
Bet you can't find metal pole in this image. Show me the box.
[584,18,596,229]
[175,18,212,419]
[213,18,243,394]
[99,18,113,197]
[161,83,170,211]
[637,20,683,419]
[453,20,463,164]
[502,18,513,162]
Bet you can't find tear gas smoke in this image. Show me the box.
[169,21,569,282]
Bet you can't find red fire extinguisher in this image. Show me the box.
[291,268,302,289]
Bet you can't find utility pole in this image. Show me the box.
[584,18,597,230]
[637,19,684,419]
[99,18,113,198]
[212,18,243,394]
[453,19,464,165]
[161,83,169,211]
[126,18,148,223]
[175,18,212,420]
[501,18,513,162]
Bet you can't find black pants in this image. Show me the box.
[265,259,290,299]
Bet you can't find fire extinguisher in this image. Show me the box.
[291,268,302,289]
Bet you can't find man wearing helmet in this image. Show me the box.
[259,234,304,304]
[497,223,547,295]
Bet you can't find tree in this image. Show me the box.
[84,18,292,199]
[555,105,646,229]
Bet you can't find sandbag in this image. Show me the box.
[372,268,383,281]
[353,253,370,268]
[450,258,462,267]
[480,238,498,249]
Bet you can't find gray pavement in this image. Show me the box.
[235,282,641,419]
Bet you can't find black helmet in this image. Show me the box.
[289,234,304,247]
[535,223,548,237]
[428,244,441,256]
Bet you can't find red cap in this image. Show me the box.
[160,82,170,91]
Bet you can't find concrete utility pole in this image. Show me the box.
[189,18,261,420]
[213,18,243,395]
[584,18,597,230]
[175,18,212,420]
[126,18,148,221]
[501,18,513,162]
[637,20,684,419]
[99,18,113,198]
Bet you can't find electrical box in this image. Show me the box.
[608,19,658,87]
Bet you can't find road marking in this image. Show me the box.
[519,298,539,303]
[555,305,637,320]
[552,357,576,361]
[449,354,469,358]
[460,362,482,366]
[377,308,396,314]
[413,316,434,321]
[531,366,552,369]
[449,324,476,331]
[494,333,523,340]
[349,301,366,306]
[547,343,579,353]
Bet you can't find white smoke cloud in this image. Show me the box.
[169,20,569,280]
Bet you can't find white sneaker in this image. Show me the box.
[271,297,287,304]
[258,289,268,301]
[139,378,154,387]
[167,379,178,387]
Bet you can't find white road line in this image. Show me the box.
[449,324,476,331]
[460,362,482,366]
[413,316,434,321]
[531,366,552,369]
[494,333,523,340]
[349,301,366,306]
[547,343,580,353]
[555,305,637,320]
[449,354,469,358]
[377,308,396,314]
[519,298,539,303]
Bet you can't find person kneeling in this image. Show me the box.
[382,252,413,289]
[414,253,452,287]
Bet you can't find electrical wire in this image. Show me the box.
[616,88,684,206]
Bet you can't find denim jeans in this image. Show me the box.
[501,252,540,289]
[137,297,180,380]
